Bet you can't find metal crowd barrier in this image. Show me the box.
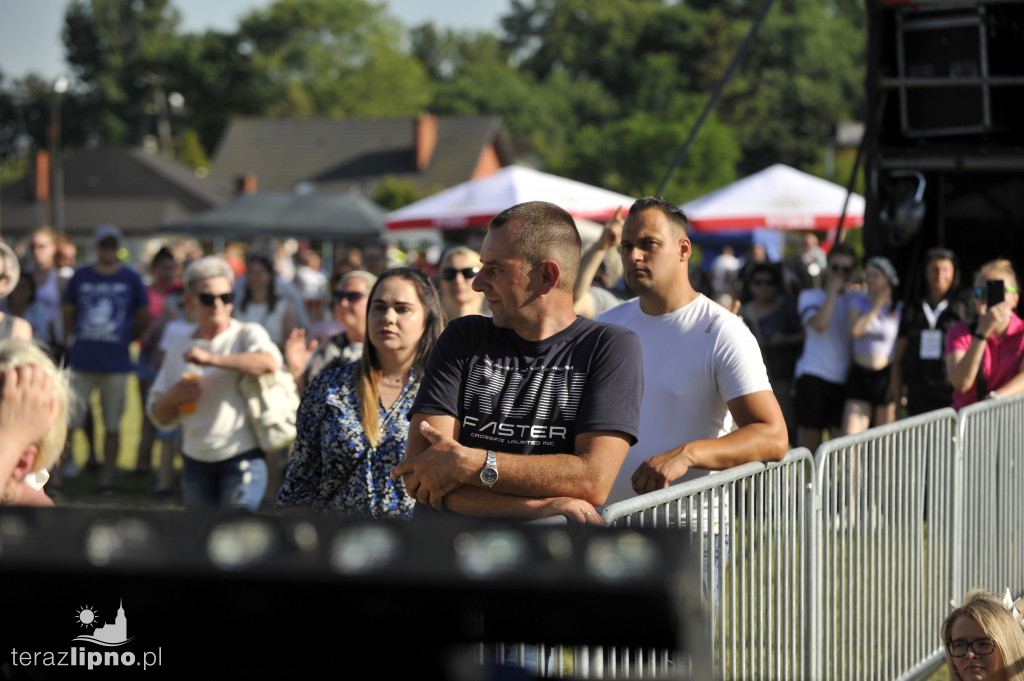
[810,409,959,681]
[956,394,1024,602]
[482,395,1024,680]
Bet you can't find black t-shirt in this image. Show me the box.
[412,315,643,455]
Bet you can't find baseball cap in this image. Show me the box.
[94,224,123,245]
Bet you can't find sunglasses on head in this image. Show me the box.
[197,292,235,307]
[441,266,480,281]
[332,290,365,304]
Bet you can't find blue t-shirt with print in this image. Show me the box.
[63,265,149,373]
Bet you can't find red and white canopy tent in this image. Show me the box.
[681,163,864,236]
[385,165,636,232]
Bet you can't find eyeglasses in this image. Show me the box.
[197,292,235,307]
[97,239,119,250]
[441,266,480,281]
[974,285,1019,301]
[751,279,775,286]
[332,290,365,304]
[829,263,854,274]
[947,638,996,657]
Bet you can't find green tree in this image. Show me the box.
[371,175,427,211]
[237,0,432,118]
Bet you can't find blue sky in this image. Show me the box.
[0,0,510,82]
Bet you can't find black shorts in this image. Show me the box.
[845,363,894,407]
[794,374,846,429]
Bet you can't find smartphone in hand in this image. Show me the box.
[987,279,1005,307]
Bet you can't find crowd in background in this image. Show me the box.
[0,216,1021,513]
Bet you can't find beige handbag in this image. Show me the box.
[237,369,301,452]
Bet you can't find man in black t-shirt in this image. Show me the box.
[391,201,643,522]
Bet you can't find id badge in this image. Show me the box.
[920,329,943,360]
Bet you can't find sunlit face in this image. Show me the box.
[864,265,891,296]
[440,253,483,307]
[367,276,427,359]
[620,208,687,298]
[473,223,541,331]
[190,276,234,331]
[949,616,1006,681]
[926,258,955,298]
[30,234,56,268]
[333,276,371,338]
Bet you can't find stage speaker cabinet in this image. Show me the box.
[895,3,1024,138]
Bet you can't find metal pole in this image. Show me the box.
[655,0,778,198]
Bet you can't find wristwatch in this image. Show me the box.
[480,450,498,489]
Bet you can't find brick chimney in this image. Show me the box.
[29,151,50,201]
[415,114,438,171]
[234,173,258,196]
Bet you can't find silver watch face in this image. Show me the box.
[481,467,498,485]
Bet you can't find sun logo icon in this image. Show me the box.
[75,605,99,630]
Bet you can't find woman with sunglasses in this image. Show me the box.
[942,588,1024,681]
[285,270,377,393]
[437,246,486,320]
[278,267,444,518]
[946,259,1024,410]
[147,257,285,511]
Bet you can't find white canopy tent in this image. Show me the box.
[385,165,636,237]
[681,164,864,233]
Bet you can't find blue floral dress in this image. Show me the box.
[277,361,417,518]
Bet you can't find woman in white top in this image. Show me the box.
[233,252,298,349]
[147,256,283,511]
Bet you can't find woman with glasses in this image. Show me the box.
[437,246,486,320]
[946,259,1024,410]
[942,588,1024,681]
[892,248,967,417]
[278,267,444,518]
[739,262,803,444]
[284,270,377,393]
[147,257,285,511]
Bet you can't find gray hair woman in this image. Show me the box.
[147,256,284,511]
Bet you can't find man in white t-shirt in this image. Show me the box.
[599,197,788,506]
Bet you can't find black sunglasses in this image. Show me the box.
[441,266,480,281]
[197,292,235,307]
[751,278,775,286]
[332,290,365,304]
[829,263,854,274]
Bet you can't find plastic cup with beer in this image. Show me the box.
[180,363,201,414]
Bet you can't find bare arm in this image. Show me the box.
[849,298,887,338]
[133,306,150,341]
[62,303,76,346]
[184,346,277,376]
[10,316,31,342]
[631,390,789,494]
[149,376,201,427]
[805,274,845,333]
[573,208,624,316]
[395,412,628,510]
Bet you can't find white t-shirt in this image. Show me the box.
[599,294,771,506]
[147,320,282,463]
[794,288,853,385]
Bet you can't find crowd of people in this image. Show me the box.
[0,197,1021,521]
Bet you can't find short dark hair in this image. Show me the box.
[749,262,782,288]
[629,197,689,235]
[827,242,859,266]
[489,201,581,291]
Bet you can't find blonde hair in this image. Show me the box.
[976,259,1019,291]
[0,340,68,472]
[439,246,482,273]
[942,588,1024,681]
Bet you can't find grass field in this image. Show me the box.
[54,373,185,511]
